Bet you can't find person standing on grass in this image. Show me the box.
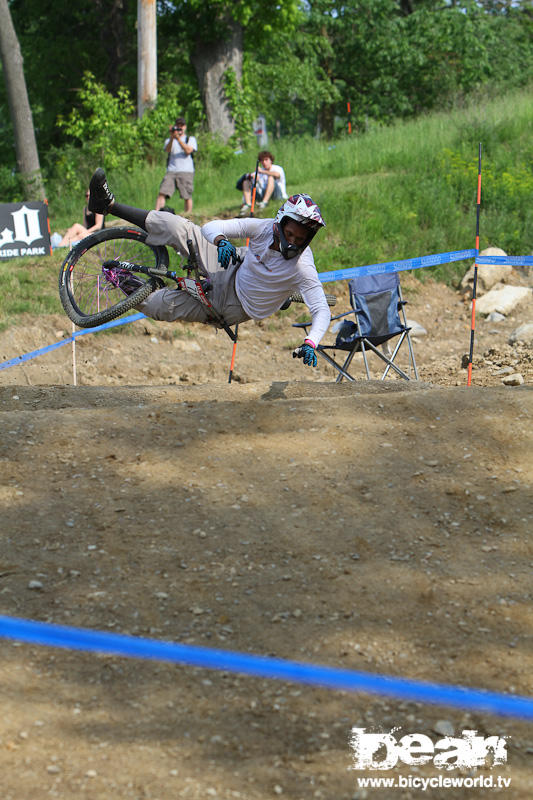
[239,151,287,217]
[155,117,197,215]
[88,168,329,368]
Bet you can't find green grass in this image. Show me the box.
[0,250,65,330]
[3,85,531,329]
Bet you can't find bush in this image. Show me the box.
[0,164,24,203]
[53,72,236,180]
[57,72,142,171]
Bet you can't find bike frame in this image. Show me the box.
[103,238,239,342]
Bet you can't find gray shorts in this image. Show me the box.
[159,171,194,200]
[138,261,250,327]
[256,182,286,202]
[138,211,249,327]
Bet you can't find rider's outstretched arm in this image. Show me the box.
[202,218,265,269]
[201,217,265,245]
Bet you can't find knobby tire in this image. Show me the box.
[58,227,169,329]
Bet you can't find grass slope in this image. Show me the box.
[1,87,531,330]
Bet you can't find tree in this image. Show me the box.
[158,0,301,142]
[4,0,137,154]
[138,0,157,118]
[191,16,243,140]
[0,0,44,198]
[246,28,340,138]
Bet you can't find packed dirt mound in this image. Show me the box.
[0,276,532,799]
[1,378,532,799]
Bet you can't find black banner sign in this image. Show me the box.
[0,202,51,259]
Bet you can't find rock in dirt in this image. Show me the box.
[509,322,533,345]
[502,373,524,386]
[460,248,511,296]
[433,720,455,737]
[475,285,531,316]
[406,319,427,337]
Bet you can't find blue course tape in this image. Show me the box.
[318,249,476,283]
[1,615,532,720]
[0,313,146,372]
[476,255,533,267]
[318,250,532,283]
[1,249,530,372]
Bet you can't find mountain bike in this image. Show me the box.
[58,226,336,339]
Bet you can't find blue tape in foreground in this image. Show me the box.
[317,250,532,283]
[1,615,532,720]
[0,313,146,372]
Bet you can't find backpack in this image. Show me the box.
[235,173,247,191]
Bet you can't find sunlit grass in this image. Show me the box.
[5,85,531,329]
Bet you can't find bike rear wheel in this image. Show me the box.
[59,227,169,329]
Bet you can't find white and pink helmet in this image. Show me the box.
[274,193,326,259]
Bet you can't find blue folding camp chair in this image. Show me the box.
[293,272,419,382]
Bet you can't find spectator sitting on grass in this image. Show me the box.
[238,151,287,217]
[50,189,104,249]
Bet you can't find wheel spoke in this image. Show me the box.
[59,228,168,328]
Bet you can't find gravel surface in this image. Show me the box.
[0,275,532,799]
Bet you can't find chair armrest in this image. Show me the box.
[293,309,356,330]
[331,310,357,322]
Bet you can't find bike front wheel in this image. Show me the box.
[59,227,169,329]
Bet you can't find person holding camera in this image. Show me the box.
[155,117,197,214]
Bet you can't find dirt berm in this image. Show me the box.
[0,277,532,799]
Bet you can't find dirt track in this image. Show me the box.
[0,276,532,799]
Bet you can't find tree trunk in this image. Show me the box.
[94,0,130,91]
[137,0,157,118]
[0,0,45,199]
[399,0,415,15]
[191,21,243,141]
[317,24,334,138]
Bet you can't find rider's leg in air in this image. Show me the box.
[88,168,215,271]
[87,168,249,327]
[89,168,149,230]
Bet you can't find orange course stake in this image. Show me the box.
[228,159,260,384]
[249,159,260,219]
[467,143,482,387]
[44,198,52,256]
[347,102,352,135]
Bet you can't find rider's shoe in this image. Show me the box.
[238,203,250,217]
[257,200,267,209]
[89,168,115,215]
[103,265,144,296]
